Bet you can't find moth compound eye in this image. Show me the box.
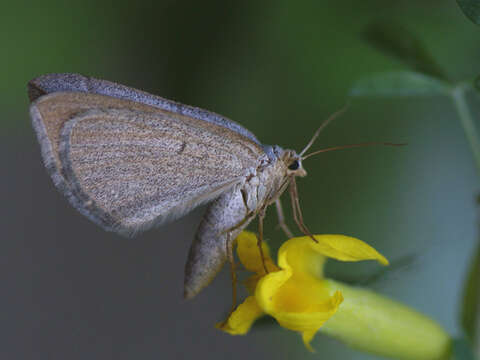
[288,160,300,171]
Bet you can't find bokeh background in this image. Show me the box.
[2,1,479,359]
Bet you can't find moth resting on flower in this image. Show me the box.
[28,73,401,299]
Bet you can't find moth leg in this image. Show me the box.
[275,198,294,238]
[257,207,269,274]
[289,178,318,243]
[228,232,238,312]
[216,232,238,327]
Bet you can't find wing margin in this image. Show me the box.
[28,73,261,145]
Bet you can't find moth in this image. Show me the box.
[28,73,391,300]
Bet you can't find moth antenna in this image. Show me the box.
[299,102,350,156]
[302,142,406,160]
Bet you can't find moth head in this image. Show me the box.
[283,150,307,177]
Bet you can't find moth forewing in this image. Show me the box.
[30,91,264,236]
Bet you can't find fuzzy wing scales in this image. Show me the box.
[31,92,264,236]
[28,73,261,146]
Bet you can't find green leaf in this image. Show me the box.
[457,0,480,26]
[349,71,452,97]
[460,238,480,344]
[451,337,475,360]
[363,21,448,80]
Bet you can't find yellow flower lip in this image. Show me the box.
[218,231,390,351]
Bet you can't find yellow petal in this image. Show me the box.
[302,331,316,352]
[280,235,389,267]
[256,269,343,349]
[254,241,344,351]
[277,238,328,280]
[271,291,343,332]
[255,268,292,311]
[216,296,264,335]
[236,231,278,274]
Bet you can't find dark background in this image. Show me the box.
[2,1,479,359]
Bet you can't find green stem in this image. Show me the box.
[451,85,480,176]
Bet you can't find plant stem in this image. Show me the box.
[451,85,480,176]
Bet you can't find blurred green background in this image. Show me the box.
[2,0,479,359]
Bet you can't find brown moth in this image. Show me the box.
[27,73,363,299]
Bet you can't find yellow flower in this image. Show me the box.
[218,231,388,351]
[218,232,451,360]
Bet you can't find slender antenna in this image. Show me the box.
[299,103,350,156]
[302,142,406,160]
